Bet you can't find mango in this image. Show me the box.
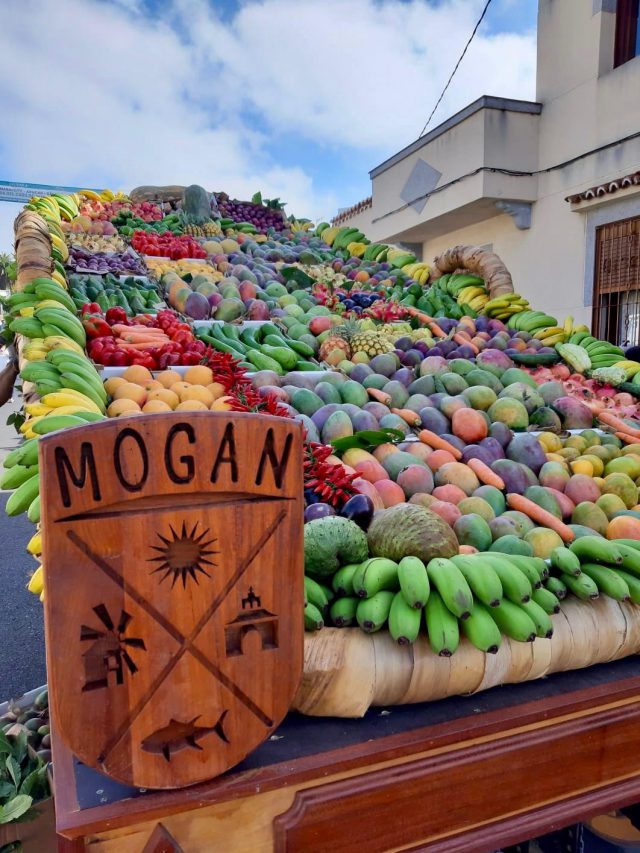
[605,455,640,480]
[602,472,638,509]
[571,501,609,536]
[524,528,564,559]
[454,514,493,552]
[607,515,640,540]
[565,474,601,506]
[501,510,536,537]
[462,385,497,411]
[321,411,353,443]
[339,380,369,407]
[457,496,495,522]
[489,516,520,540]
[434,462,480,496]
[539,461,570,492]
[489,535,534,556]
[487,398,529,430]
[396,464,434,497]
[473,485,506,517]
[596,493,627,519]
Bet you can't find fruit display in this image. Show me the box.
[68,273,163,316]
[79,198,163,222]
[86,308,207,368]
[65,233,127,253]
[7,185,640,686]
[131,230,208,259]
[67,246,148,276]
[216,193,286,231]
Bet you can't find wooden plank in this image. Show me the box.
[274,698,640,852]
[41,412,303,789]
[54,674,640,842]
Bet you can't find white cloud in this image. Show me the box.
[0,0,535,251]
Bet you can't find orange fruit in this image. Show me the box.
[142,399,173,413]
[147,388,179,408]
[211,396,233,411]
[156,369,182,389]
[175,399,209,412]
[570,459,594,477]
[207,382,226,400]
[122,364,153,385]
[142,380,164,392]
[180,385,214,406]
[113,382,147,406]
[170,381,191,397]
[104,376,127,396]
[107,399,141,417]
[184,365,213,385]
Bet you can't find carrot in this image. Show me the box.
[116,342,165,351]
[120,334,170,344]
[598,411,640,438]
[405,307,446,338]
[615,431,640,445]
[391,407,421,427]
[367,388,392,405]
[466,458,505,490]
[506,493,575,543]
[453,333,479,353]
[111,324,167,335]
[418,429,462,460]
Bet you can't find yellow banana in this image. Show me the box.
[23,348,47,362]
[539,332,566,346]
[28,565,44,595]
[80,189,101,201]
[614,360,640,377]
[19,307,35,317]
[38,404,94,417]
[563,315,574,336]
[25,402,53,417]
[51,271,68,290]
[573,323,590,333]
[100,189,115,201]
[42,390,101,413]
[50,233,69,260]
[534,326,565,340]
[27,532,42,556]
[20,416,44,434]
[43,336,84,354]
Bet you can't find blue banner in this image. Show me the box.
[0,180,100,204]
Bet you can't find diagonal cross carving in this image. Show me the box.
[67,504,287,765]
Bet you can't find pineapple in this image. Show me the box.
[350,330,395,357]
[319,336,351,362]
[327,318,395,359]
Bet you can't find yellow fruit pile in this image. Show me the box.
[145,258,216,277]
[105,365,234,417]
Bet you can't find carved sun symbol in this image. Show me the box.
[148,522,219,588]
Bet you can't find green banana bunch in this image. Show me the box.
[570,537,623,566]
[532,586,561,614]
[489,556,532,604]
[545,576,568,600]
[356,590,395,633]
[426,558,473,619]
[460,603,502,653]
[398,556,430,609]
[332,564,359,597]
[488,599,537,643]
[352,558,399,599]
[451,554,502,607]
[5,471,40,517]
[330,597,359,627]
[305,602,324,631]
[561,572,599,600]
[579,563,630,601]
[550,547,581,577]
[424,589,459,656]
[388,592,422,645]
[34,307,86,347]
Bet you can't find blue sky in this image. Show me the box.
[0,0,537,247]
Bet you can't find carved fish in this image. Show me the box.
[141,711,229,761]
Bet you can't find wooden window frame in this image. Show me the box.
[614,0,640,68]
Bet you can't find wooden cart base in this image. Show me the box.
[52,655,640,852]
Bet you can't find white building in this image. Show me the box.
[335,0,640,345]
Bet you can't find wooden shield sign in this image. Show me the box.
[40,412,303,789]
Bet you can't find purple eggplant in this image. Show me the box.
[340,493,374,530]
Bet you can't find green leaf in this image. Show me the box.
[0,733,12,756]
[251,192,262,205]
[19,767,46,799]
[281,266,314,289]
[0,794,32,824]
[5,758,19,790]
[0,781,16,801]
[11,733,27,766]
[330,428,405,453]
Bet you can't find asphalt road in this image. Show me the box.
[0,395,47,703]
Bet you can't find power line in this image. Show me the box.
[418,0,493,138]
